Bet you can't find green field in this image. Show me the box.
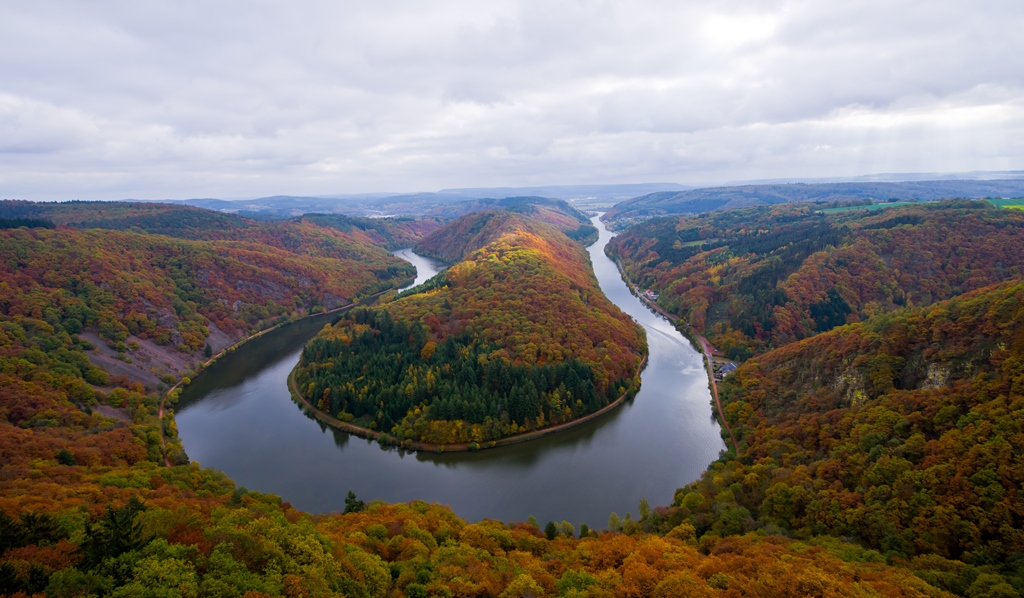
[989,198,1024,210]
[816,201,906,214]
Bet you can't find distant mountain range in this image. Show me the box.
[130,183,690,218]
[98,174,1024,222]
[603,178,1024,224]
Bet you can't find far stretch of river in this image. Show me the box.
[176,217,725,528]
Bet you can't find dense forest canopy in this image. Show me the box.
[296,214,445,250]
[0,200,434,263]
[667,280,1024,593]
[423,196,598,245]
[0,201,420,396]
[3,197,1023,596]
[294,211,646,446]
[607,200,1024,359]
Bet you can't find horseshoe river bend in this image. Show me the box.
[175,216,725,529]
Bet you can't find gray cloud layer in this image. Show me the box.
[2,1,1022,200]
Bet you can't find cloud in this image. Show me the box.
[0,0,1022,200]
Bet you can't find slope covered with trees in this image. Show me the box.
[0,202,415,392]
[661,280,1024,593]
[0,200,432,264]
[424,196,598,245]
[0,211,954,596]
[294,212,646,446]
[0,200,1003,596]
[297,214,444,250]
[0,460,951,597]
[607,200,1024,359]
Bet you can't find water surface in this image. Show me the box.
[177,219,724,528]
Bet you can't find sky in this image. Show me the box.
[2,1,1023,201]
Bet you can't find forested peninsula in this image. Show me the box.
[292,211,647,449]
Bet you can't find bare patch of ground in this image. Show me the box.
[93,405,131,422]
[81,331,209,390]
[205,322,236,353]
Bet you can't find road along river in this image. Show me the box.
[176,217,725,529]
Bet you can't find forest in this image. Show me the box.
[0,201,431,267]
[293,211,646,446]
[3,197,1023,596]
[665,279,1024,594]
[607,200,1024,360]
[421,197,598,246]
[297,309,612,446]
[0,231,952,596]
[0,218,415,395]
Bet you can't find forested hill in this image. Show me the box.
[0,201,415,391]
[424,196,598,245]
[414,210,555,263]
[294,211,646,446]
[0,200,438,258]
[297,213,444,249]
[669,279,1024,592]
[603,179,1024,226]
[607,200,1024,359]
[0,204,991,596]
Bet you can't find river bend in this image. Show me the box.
[176,217,724,528]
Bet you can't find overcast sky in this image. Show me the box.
[2,1,1023,200]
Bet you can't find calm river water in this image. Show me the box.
[176,217,724,528]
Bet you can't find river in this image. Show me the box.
[175,216,725,529]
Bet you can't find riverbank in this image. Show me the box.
[610,256,739,455]
[157,288,399,466]
[172,220,724,524]
[288,355,647,453]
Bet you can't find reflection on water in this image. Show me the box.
[177,228,724,528]
[393,248,447,290]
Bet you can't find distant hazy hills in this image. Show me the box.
[437,183,689,202]
[603,178,1024,225]
[53,176,1024,224]
[130,183,689,219]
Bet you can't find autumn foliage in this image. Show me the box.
[659,280,1024,592]
[295,211,646,445]
[3,199,1022,596]
[607,200,1024,358]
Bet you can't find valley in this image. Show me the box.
[174,217,724,529]
[1,194,1022,596]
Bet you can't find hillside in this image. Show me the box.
[662,280,1024,592]
[0,200,437,260]
[423,196,598,245]
[0,203,415,390]
[603,179,1024,227]
[607,200,1024,359]
[293,212,646,447]
[0,203,994,597]
[413,210,545,263]
[297,213,444,250]
[0,467,951,597]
